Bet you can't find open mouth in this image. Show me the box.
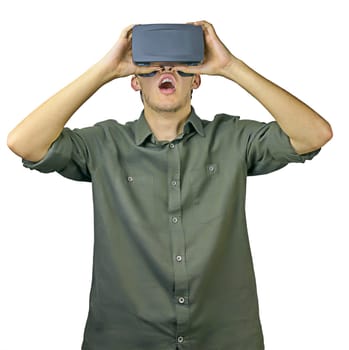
[158,75,176,94]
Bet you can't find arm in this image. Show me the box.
[7,25,157,162]
[221,59,332,154]
[178,21,333,154]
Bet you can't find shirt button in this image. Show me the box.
[127,176,134,182]
[171,180,177,187]
[169,143,175,149]
[171,217,179,224]
[176,255,182,262]
[178,336,184,343]
[208,165,215,172]
[178,297,185,304]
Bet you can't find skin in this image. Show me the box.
[131,67,201,141]
[176,21,333,154]
[7,21,332,162]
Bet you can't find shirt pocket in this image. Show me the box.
[123,172,157,221]
[189,163,225,223]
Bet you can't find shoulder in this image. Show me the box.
[212,113,240,124]
[75,118,134,140]
[203,113,267,136]
[58,119,134,153]
[93,119,125,132]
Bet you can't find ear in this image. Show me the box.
[192,74,201,90]
[131,75,141,91]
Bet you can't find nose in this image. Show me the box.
[160,65,174,73]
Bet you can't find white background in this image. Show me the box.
[1,0,348,349]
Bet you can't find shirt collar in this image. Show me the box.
[134,107,205,146]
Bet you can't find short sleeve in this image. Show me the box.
[22,127,94,182]
[245,121,320,176]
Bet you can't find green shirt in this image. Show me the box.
[23,108,319,350]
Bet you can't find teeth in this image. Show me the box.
[161,78,173,84]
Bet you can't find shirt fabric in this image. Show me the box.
[23,108,319,350]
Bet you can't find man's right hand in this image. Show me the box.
[7,24,158,162]
[97,25,159,83]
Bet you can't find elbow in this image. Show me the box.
[7,130,46,162]
[7,130,21,157]
[291,120,333,155]
[304,122,333,154]
[7,130,31,159]
[305,117,333,152]
[316,120,333,148]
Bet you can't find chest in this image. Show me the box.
[92,137,247,228]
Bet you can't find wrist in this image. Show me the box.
[220,57,247,82]
[85,61,111,87]
[93,58,123,85]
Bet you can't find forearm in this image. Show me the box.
[223,58,333,154]
[7,62,109,162]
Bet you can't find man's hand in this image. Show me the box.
[7,24,159,162]
[176,21,237,77]
[98,25,159,83]
[177,20,332,154]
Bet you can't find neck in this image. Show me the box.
[143,105,192,142]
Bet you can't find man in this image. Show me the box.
[8,21,332,349]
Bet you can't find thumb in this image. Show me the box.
[175,64,203,75]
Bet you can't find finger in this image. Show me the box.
[193,20,212,29]
[193,20,218,40]
[134,65,161,76]
[186,20,214,37]
[174,64,203,75]
[120,24,136,40]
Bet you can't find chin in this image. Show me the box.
[146,101,183,114]
[144,93,189,114]
[155,105,182,113]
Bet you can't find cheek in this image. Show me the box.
[182,82,195,95]
[140,81,157,95]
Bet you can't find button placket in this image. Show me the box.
[167,141,190,340]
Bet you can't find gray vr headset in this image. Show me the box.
[132,24,204,66]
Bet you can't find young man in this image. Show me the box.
[8,21,332,350]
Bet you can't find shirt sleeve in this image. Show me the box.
[244,120,320,176]
[22,127,96,182]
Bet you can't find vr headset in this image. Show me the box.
[132,24,204,66]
